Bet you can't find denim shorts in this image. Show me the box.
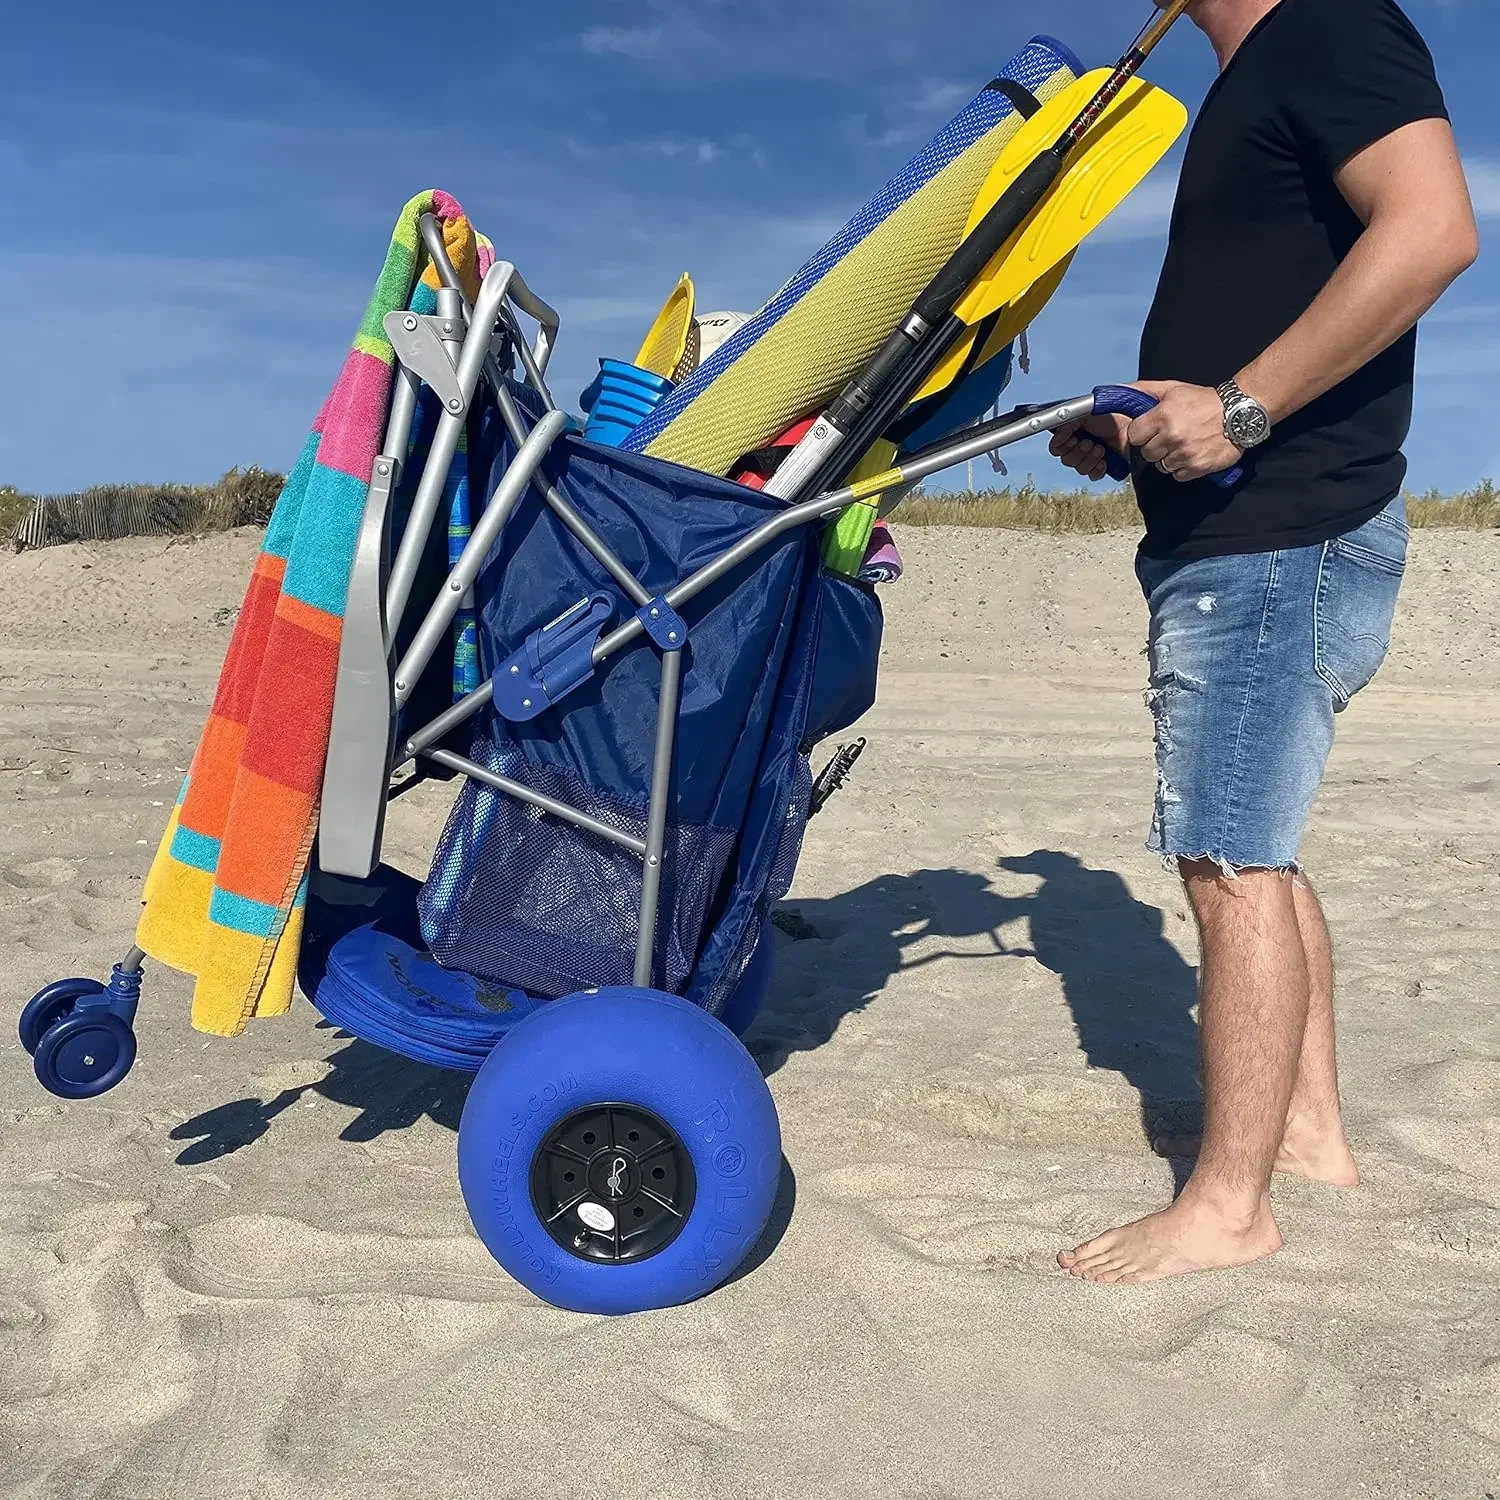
[1134,495,1409,872]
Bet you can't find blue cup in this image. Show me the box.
[590,397,660,429]
[592,389,659,422]
[582,358,675,447]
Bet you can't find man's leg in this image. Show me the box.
[1150,872,1360,1186]
[1060,538,1347,1283]
[1058,859,1296,1283]
[1063,509,1406,1283]
[1279,876,1360,1184]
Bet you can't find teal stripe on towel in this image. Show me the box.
[209,886,284,939]
[263,433,321,561]
[170,822,221,874]
[282,465,369,617]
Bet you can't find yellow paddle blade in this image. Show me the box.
[906,72,1183,408]
[633,272,696,379]
[910,250,1075,405]
[952,70,1186,327]
[978,250,1074,366]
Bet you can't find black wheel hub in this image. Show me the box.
[530,1104,695,1264]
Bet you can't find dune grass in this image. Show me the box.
[1405,479,1500,529]
[890,477,1500,532]
[3,468,285,548]
[5,473,1498,549]
[890,482,1139,533]
[0,487,30,537]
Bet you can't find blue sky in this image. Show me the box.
[2,0,1495,495]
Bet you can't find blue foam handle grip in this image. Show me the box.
[1090,385,1244,489]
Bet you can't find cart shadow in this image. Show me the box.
[170,852,1200,1195]
[168,1030,472,1166]
[744,855,1203,1182]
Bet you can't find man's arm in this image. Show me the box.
[1129,117,1480,481]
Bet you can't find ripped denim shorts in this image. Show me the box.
[1134,495,1409,873]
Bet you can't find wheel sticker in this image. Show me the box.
[577,1201,616,1233]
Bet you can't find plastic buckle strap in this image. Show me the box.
[635,595,687,652]
[493,592,615,722]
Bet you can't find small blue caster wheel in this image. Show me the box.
[33,1011,137,1100]
[458,987,781,1315]
[19,978,105,1056]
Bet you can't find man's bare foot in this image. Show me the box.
[1274,1111,1361,1186]
[1153,1112,1360,1188]
[1057,1193,1283,1284]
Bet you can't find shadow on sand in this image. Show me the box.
[169,1029,471,1167]
[744,853,1204,1179]
[170,850,1201,1190]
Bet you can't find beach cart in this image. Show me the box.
[18,18,1220,1313]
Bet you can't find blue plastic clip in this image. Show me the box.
[636,595,687,652]
[493,592,615,722]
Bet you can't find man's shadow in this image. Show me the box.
[994,851,1203,1171]
[748,852,1202,1180]
[745,867,1020,1073]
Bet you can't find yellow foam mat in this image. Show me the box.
[641,61,1078,478]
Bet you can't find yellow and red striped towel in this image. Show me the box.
[138,190,486,1037]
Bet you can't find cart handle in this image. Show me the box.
[1091,385,1244,489]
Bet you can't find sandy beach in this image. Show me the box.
[2,523,1497,1499]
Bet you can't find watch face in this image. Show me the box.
[1227,399,1270,448]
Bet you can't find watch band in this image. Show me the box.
[1217,379,1271,449]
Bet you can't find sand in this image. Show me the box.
[2,524,1497,1499]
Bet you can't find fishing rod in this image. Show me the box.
[762,0,1196,504]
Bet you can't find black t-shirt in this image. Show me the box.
[1134,0,1449,559]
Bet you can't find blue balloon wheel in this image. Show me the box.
[33,1012,137,1100]
[458,987,781,1315]
[19,978,105,1056]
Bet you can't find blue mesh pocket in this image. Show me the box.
[417,732,737,999]
[695,749,815,1018]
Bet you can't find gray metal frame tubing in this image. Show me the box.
[635,649,682,986]
[323,212,1106,989]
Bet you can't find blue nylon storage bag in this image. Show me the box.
[418,392,883,1007]
[806,574,882,743]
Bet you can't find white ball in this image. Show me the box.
[693,311,751,364]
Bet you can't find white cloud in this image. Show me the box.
[580,25,664,60]
[844,78,974,151]
[561,133,742,168]
[1464,157,1500,221]
[1416,321,1500,378]
[646,137,724,165]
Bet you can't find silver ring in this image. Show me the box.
[1156,459,1172,475]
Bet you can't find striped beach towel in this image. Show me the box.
[137,190,485,1037]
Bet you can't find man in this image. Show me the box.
[1049,0,1478,1283]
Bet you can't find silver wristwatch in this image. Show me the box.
[1217,379,1271,450]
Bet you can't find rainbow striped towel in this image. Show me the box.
[137,190,487,1038]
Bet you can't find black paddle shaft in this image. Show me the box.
[917,147,1069,325]
[820,147,1066,442]
[789,311,974,503]
[774,0,1193,504]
